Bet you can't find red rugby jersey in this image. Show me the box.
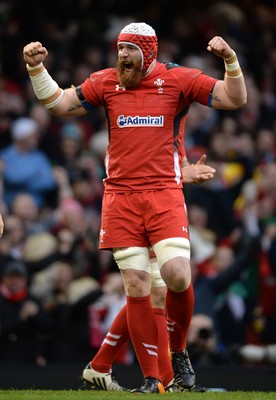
[81,61,217,192]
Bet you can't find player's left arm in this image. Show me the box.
[207,36,247,110]
[182,154,216,184]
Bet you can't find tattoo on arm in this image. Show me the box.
[67,104,83,112]
[211,95,221,103]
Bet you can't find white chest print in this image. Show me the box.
[154,78,165,93]
[115,84,126,91]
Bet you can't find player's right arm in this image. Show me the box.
[23,41,87,117]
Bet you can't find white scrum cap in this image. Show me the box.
[117,22,158,72]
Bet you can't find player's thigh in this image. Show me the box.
[100,192,150,248]
[146,189,189,245]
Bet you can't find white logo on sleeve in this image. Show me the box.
[100,229,106,244]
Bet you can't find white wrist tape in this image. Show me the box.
[225,71,243,79]
[224,52,242,78]
[224,60,240,72]
[27,63,63,109]
[26,63,43,71]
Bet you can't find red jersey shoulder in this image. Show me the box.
[89,68,117,84]
[158,62,217,105]
[81,68,118,106]
[153,62,206,88]
[163,62,203,79]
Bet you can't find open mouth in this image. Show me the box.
[123,62,133,72]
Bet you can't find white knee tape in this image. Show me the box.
[113,247,150,272]
[153,237,191,268]
[150,260,166,288]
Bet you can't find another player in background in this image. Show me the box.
[23,21,246,393]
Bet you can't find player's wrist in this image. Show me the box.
[224,51,242,78]
[224,51,236,63]
[26,62,44,73]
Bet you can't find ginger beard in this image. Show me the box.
[116,58,144,88]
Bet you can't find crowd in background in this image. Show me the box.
[0,0,275,368]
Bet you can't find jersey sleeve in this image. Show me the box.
[80,70,106,107]
[176,67,218,107]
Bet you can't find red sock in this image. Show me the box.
[91,305,129,372]
[126,295,160,381]
[153,308,174,387]
[166,283,194,352]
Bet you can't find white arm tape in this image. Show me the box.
[27,63,63,108]
[44,90,64,109]
[224,60,240,72]
[29,68,59,99]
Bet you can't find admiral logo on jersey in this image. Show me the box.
[117,115,164,128]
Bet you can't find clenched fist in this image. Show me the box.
[23,41,48,67]
[207,36,235,60]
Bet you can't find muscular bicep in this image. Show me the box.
[210,80,239,110]
[49,87,88,117]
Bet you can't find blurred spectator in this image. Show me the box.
[23,231,72,298]
[0,70,27,149]
[255,128,276,166]
[188,203,217,266]
[89,127,108,166]
[187,229,260,365]
[0,214,26,261]
[0,117,57,209]
[0,260,53,366]
[186,127,254,237]
[185,103,219,149]
[10,193,53,235]
[34,260,125,363]
[186,313,217,366]
[71,151,104,211]
[22,230,75,278]
[235,163,276,349]
[39,191,102,280]
[55,121,85,178]
[29,103,62,163]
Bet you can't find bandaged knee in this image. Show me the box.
[150,260,166,288]
[153,237,191,268]
[113,247,150,272]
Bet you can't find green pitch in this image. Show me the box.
[0,391,276,400]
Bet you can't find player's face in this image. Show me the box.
[117,44,143,88]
